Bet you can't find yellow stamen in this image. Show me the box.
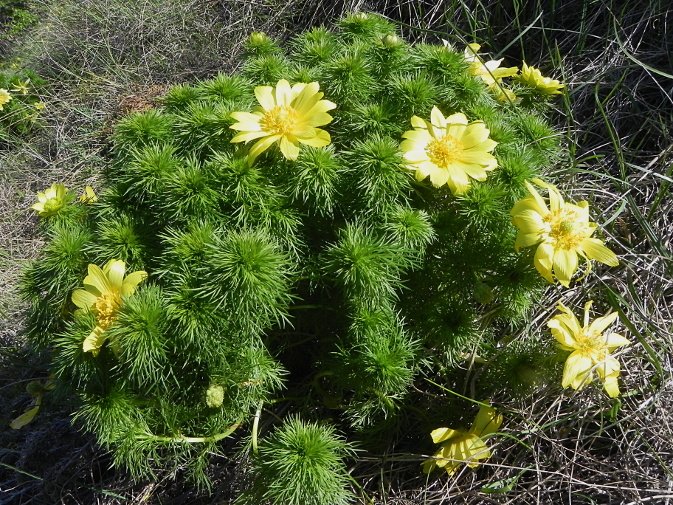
[426,135,463,168]
[94,292,121,329]
[260,106,298,136]
[544,209,587,249]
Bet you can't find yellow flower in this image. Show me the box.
[400,106,498,195]
[423,404,502,476]
[548,301,629,397]
[31,183,69,217]
[79,185,98,203]
[464,43,519,87]
[33,101,46,111]
[517,62,564,95]
[0,88,12,110]
[230,79,336,164]
[12,79,31,95]
[511,180,619,287]
[72,260,147,356]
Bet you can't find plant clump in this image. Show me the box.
[21,12,622,503]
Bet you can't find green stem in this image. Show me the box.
[136,419,241,444]
[252,404,262,455]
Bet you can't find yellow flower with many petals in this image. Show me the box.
[423,404,502,476]
[511,180,619,287]
[230,79,336,164]
[31,183,69,217]
[548,301,629,397]
[517,62,564,95]
[72,260,147,356]
[0,88,12,110]
[400,106,498,195]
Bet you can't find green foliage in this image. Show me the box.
[24,11,568,498]
[0,1,38,38]
[0,62,46,143]
[240,417,355,505]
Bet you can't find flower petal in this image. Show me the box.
[445,167,471,195]
[580,238,619,266]
[587,311,619,336]
[562,352,593,389]
[297,128,331,147]
[431,427,459,444]
[553,248,578,287]
[410,115,427,129]
[105,260,126,291]
[274,79,292,107]
[430,106,446,129]
[121,270,148,296]
[83,328,107,356]
[469,405,502,437]
[72,289,97,309]
[515,232,541,250]
[248,134,281,164]
[279,136,301,160]
[548,318,577,350]
[533,243,554,283]
[602,373,620,398]
[254,85,275,111]
[84,264,111,296]
[605,332,629,350]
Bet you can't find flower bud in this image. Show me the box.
[206,384,225,408]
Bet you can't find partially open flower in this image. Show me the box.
[72,260,147,356]
[400,106,498,194]
[517,62,564,95]
[511,180,619,286]
[31,183,69,217]
[464,43,519,87]
[12,79,31,95]
[79,185,98,204]
[548,301,629,397]
[423,404,502,476]
[230,79,336,164]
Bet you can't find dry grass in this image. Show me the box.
[1,0,672,503]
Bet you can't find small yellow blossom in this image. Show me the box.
[400,106,498,195]
[230,79,336,164]
[72,260,147,356]
[511,180,619,287]
[548,301,629,397]
[423,404,502,476]
[0,88,12,110]
[31,183,68,217]
[517,62,564,95]
[79,186,98,203]
[33,101,46,111]
[12,79,31,95]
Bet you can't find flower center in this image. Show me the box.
[574,331,608,360]
[44,197,64,214]
[544,209,587,250]
[426,135,462,168]
[94,292,121,329]
[260,105,298,135]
